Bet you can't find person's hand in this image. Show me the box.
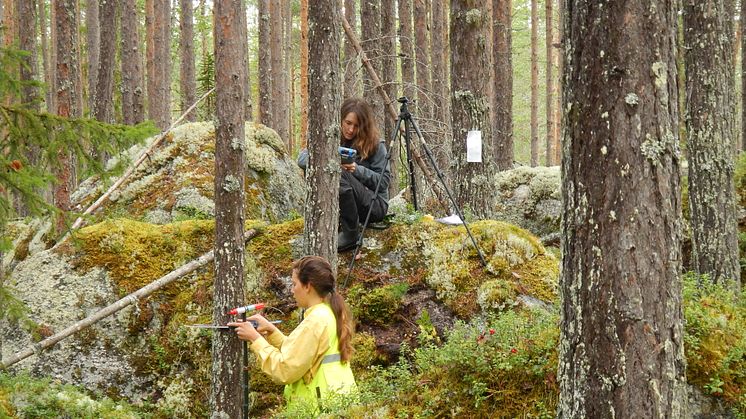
[341,162,357,173]
[247,314,278,336]
[227,319,261,342]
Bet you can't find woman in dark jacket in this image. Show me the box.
[298,97,390,251]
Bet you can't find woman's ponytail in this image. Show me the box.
[328,291,354,363]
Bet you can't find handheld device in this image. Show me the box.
[339,146,357,164]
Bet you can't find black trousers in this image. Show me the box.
[339,171,387,232]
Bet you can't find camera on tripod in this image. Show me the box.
[339,146,357,164]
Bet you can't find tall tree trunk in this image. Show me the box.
[553,0,562,164]
[39,0,54,112]
[413,0,431,116]
[300,0,308,146]
[398,0,415,101]
[343,0,358,98]
[431,0,450,171]
[244,4,252,122]
[120,0,145,125]
[558,1,687,416]
[148,0,171,130]
[381,0,398,197]
[493,0,513,170]
[450,0,495,218]
[18,0,38,109]
[210,0,247,417]
[269,0,288,144]
[684,0,741,288]
[742,0,746,151]
[545,0,555,166]
[257,0,271,125]
[92,0,117,124]
[53,0,82,230]
[283,0,293,151]
[530,0,538,166]
[85,0,99,114]
[305,0,341,269]
[180,0,196,122]
[361,0,383,126]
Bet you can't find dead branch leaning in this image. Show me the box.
[0,228,259,370]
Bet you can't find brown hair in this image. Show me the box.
[340,97,380,160]
[292,256,354,363]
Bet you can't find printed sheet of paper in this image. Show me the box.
[466,130,482,163]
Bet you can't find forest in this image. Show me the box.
[0,0,745,418]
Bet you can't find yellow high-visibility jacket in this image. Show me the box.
[249,302,356,410]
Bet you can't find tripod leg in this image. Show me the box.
[408,115,488,268]
[403,118,419,211]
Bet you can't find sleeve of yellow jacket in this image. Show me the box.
[249,313,330,385]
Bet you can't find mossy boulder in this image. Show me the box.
[71,121,304,224]
[1,216,558,415]
[485,165,561,242]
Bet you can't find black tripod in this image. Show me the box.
[342,97,487,288]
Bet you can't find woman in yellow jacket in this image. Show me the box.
[229,255,356,412]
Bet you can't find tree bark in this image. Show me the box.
[530,0,539,166]
[39,0,54,112]
[211,0,247,417]
[148,0,171,130]
[684,0,741,288]
[493,0,513,170]
[269,0,288,144]
[120,0,145,125]
[553,0,562,164]
[361,0,383,126]
[558,1,687,416]
[257,0,271,125]
[545,0,555,166]
[431,0,450,170]
[53,0,82,228]
[17,0,39,110]
[92,0,117,124]
[343,0,359,98]
[398,0,415,101]
[300,0,308,146]
[450,0,495,218]
[85,0,99,114]
[381,0,398,197]
[180,0,197,122]
[413,0,431,117]
[742,0,746,151]
[305,0,341,270]
[283,0,293,151]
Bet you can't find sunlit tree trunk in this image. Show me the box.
[493,0,513,170]
[398,0,415,101]
[210,0,247,417]
[300,0,308,146]
[270,0,288,144]
[361,0,383,125]
[530,0,538,166]
[545,0,555,166]
[147,0,171,130]
[53,0,82,229]
[18,0,38,110]
[121,0,145,125]
[558,0,687,416]
[431,0,450,171]
[450,0,495,218]
[381,0,398,197]
[39,0,54,112]
[343,0,359,98]
[304,0,341,270]
[258,0,271,125]
[684,0,741,289]
[92,0,117,124]
[85,0,98,114]
[180,0,197,122]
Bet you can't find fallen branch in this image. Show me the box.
[70,87,216,231]
[1,228,259,370]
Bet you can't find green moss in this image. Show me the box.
[348,283,408,326]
